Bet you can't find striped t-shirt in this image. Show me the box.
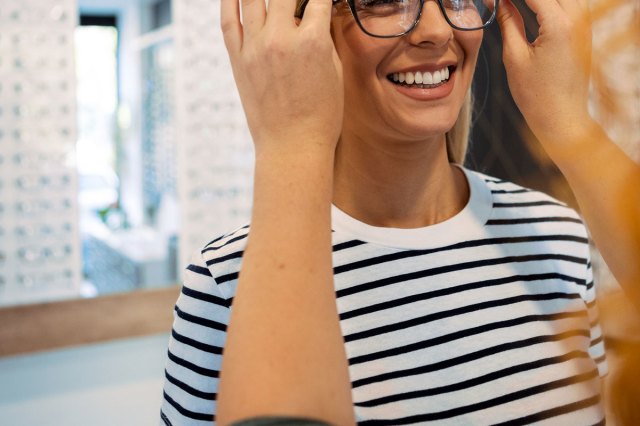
[160,168,607,425]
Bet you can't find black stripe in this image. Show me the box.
[340,273,584,321]
[357,369,599,425]
[492,394,602,426]
[181,285,230,308]
[206,240,366,267]
[586,280,594,291]
[344,292,582,343]
[206,250,243,266]
[351,329,590,388]
[493,201,565,208]
[337,253,586,299]
[487,217,583,225]
[186,264,212,277]
[590,334,604,347]
[333,239,366,252]
[165,370,217,400]
[216,271,239,284]
[163,391,214,421]
[203,234,227,249]
[202,226,249,251]
[594,353,606,365]
[334,235,587,276]
[174,305,228,332]
[355,350,590,407]
[590,418,606,426]
[160,410,172,426]
[589,316,600,328]
[491,189,531,194]
[202,233,249,253]
[483,178,507,184]
[348,310,587,365]
[167,350,220,378]
[171,329,223,355]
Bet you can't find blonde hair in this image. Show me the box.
[445,89,472,165]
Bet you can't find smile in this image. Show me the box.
[387,66,454,89]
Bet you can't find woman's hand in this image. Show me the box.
[497,0,594,152]
[221,0,344,154]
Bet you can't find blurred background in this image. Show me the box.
[0,0,637,425]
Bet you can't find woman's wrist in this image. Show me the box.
[536,116,605,176]
[254,140,336,177]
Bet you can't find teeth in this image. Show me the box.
[433,70,442,84]
[405,72,415,85]
[391,66,451,87]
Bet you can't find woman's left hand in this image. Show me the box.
[497,0,594,153]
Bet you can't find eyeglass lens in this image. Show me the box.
[354,0,496,36]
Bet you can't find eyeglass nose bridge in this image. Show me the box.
[403,0,451,38]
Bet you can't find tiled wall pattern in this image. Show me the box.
[173,0,254,268]
[0,0,82,306]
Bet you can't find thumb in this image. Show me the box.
[496,0,529,63]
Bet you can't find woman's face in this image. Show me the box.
[331,0,483,143]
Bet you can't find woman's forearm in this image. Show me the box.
[216,145,355,425]
[543,121,640,311]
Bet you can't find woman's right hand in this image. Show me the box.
[221,0,344,154]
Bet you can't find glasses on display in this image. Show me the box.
[296,0,498,37]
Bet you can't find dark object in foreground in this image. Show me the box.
[231,417,333,426]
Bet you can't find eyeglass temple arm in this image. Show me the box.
[295,0,343,19]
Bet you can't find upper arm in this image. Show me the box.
[160,252,232,425]
[585,253,608,379]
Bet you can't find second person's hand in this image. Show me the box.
[497,0,594,157]
[221,0,344,154]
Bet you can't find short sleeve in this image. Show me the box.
[160,251,231,425]
[584,256,608,379]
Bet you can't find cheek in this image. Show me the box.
[458,31,483,69]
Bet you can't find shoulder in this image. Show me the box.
[469,169,583,220]
[196,223,251,298]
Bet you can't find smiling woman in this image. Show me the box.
[159,0,610,425]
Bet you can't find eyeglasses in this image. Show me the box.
[296,0,498,38]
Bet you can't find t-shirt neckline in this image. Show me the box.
[331,167,493,250]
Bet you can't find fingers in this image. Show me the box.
[241,0,268,35]
[221,0,243,54]
[266,0,298,25]
[497,0,529,58]
[299,0,334,29]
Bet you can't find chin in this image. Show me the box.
[384,109,461,142]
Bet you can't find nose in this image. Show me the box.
[406,0,453,47]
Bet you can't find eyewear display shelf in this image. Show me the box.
[0,0,82,307]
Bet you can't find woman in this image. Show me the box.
[160,0,609,424]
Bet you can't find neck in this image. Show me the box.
[333,131,469,229]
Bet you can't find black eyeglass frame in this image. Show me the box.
[295,0,499,38]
